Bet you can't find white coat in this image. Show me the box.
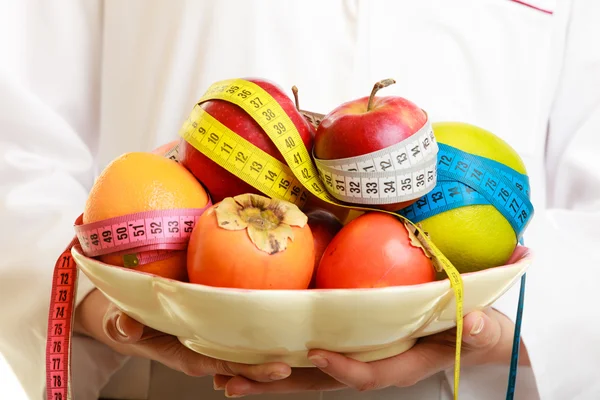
[1,0,599,399]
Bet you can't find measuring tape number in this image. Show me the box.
[394,142,535,399]
[397,143,534,240]
[193,80,333,206]
[181,106,313,209]
[178,78,465,399]
[73,207,210,267]
[46,238,78,400]
[46,199,211,400]
[313,119,438,205]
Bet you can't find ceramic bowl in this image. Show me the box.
[71,245,531,367]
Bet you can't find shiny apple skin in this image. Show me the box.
[313,96,427,211]
[179,78,315,204]
[314,96,427,160]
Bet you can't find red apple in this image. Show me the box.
[313,79,428,211]
[316,212,435,289]
[179,78,316,203]
[305,209,344,288]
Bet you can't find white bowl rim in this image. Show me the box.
[71,244,533,298]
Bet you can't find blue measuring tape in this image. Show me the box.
[397,143,533,239]
[506,273,526,399]
[396,143,534,398]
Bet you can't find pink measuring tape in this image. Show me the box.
[46,198,212,399]
[73,208,210,267]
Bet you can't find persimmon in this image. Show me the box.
[316,212,435,289]
[305,209,343,288]
[187,194,315,290]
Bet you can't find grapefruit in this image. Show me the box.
[418,122,528,274]
[83,151,210,281]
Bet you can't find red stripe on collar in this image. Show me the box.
[509,0,554,14]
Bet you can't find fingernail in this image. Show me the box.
[308,354,329,368]
[115,315,127,338]
[269,371,289,380]
[213,381,225,390]
[470,315,485,336]
[225,391,243,398]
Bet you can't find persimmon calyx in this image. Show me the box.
[215,194,308,255]
[404,221,444,273]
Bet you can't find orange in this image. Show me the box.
[83,151,209,281]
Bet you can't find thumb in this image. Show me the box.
[460,309,502,351]
[103,303,146,344]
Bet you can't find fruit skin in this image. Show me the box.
[151,139,179,156]
[316,212,435,289]
[313,87,427,212]
[314,96,426,159]
[83,152,210,281]
[303,195,350,225]
[305,209,344,288]
[418,122,528,274]
[179,78,316,204]
[187,202,315,290]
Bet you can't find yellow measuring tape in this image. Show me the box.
[179,78,464,398]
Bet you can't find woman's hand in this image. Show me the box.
[74,289,291,383]
[213,308,530,397]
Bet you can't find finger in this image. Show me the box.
[211,358,292,383]
[213,374,232,390]
[307,350,386,391]
[308,309,503,390]
[102,303,292,383]
[171,345,292,383]
[223,369,345,398]
[308,346,450,389]
[307,344,443,390]
[417,309,502,367]
[399,309,502,383]
[427,308,503,367]
[461,309,502,350]
[102,304,146,344]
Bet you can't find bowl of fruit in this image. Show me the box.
[69,77,534,367]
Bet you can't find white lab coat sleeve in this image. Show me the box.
[0,2,108,399]
[494,1,600,399]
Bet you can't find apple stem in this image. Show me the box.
[367,78,396,112]
[291,86,300,111]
